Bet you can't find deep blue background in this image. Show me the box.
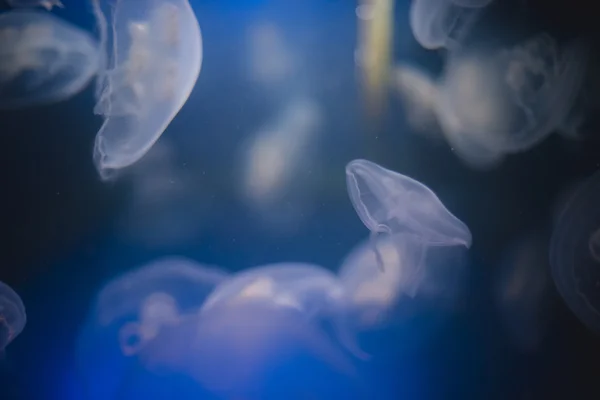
[1,0,600,398]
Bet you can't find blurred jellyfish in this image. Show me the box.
[90,0,202,181]
[391,64,441,138]
[77,256,228,400]
[201,263,367,359]
[0,10,100,109]
[136,302,366,399]
[436,34,588,169]
[240,98,321,233]
[408,0,491,51]
[494,232,552,352]
[345,159,472,270]
[6,0,63,10]
[246,22,295,86]
[0,281,26,352]
[550,170,600,333]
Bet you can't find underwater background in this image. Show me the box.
[1,0,600,399]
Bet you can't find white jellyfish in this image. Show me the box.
[345,159,472,248]
[0,10,100,109]
[435,34,588,168]
[201,263,367,360]
[90,0,202,181]
[409,0,491,50]
[0,281,26,352]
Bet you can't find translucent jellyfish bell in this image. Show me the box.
[345,159,472,247]
[6,0,63,10]
[90,0,202,180]
[0,281,26,352]
[201,263,367,360]
[0,10,100,109]
[408,0,490,50]
[550,170,600,333]
[436,34,588,168]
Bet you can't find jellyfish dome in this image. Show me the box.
[550,170,600,333]
[345,158,472,247]
[0,281,26,351]
[409,0,491,51]
[0,10,100,109]
[90,0,202,180]
[436,34,588,168]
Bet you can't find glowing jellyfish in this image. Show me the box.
[550,170,600,333]
[436,34,588,168]
[0,10,100,109]
[77,257,228,400]
[6,0,63,10]
[0,281,26,352]
[90,0,202,181]
[408,0,490,50]
[345,159,472,247]
[200,263,366,359]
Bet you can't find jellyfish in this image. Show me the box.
[338,230,468,356]
[408,0,490,51]
[90,0,202,181]
[0,10,100,109]
[201,263,367,360]
[435,33,588,168]
[76,256,228,400]
[550,170,600,333]
[6,0,63,10]
[0,281,26,352]
[345,159,472,269]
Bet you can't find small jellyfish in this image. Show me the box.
[409,0,490,51]
[90,0,202,181]
[435,34,588,168]
[0,281,26,352]
[345,159,472,248]
[201,263,367,360]
[0,10,100,109]
[6,0,63,10]
[550,170,600,333]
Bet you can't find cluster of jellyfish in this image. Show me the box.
[0,0,202,181]
[69,158,472,398]
[393,0,592,169]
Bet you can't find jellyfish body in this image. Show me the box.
[90,0,202,180]
[550,170,600,333]
[201,263,366,359]
[0,281,26,352]
[0,10,100,109]
[77,257,228,400]
[409,0,489,51]
[436,34,588,168]
[6,0,63,10]
[345,159,472,247]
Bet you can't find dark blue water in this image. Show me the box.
[1,0,600,399]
